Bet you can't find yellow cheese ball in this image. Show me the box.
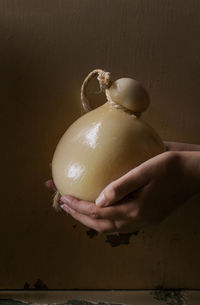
[52,101,165,202]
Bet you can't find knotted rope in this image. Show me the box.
[81,69,112,112]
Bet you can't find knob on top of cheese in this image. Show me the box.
[106,78,150,116]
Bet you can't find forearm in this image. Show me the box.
[165,141,200,152]
[178,151,200,197]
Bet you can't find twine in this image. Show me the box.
[81,69,112,112]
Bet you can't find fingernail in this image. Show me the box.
[95,192,106,206]
[61,195,71,204]
[44,180,51,188]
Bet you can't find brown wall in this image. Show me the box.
[0,0,200,289]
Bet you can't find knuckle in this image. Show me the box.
[70,197,78,206]
[129,206,140,219]
[105,182,120,201]
[90,212,99,219]
[129,208,146,227]
[135,209,141,220]
[96,226,104,233]
[88,206,99,219]
[97,222,115,234]
[113,221,122,231]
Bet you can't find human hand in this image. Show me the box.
[46,150,200,234]
[45,141,199,192]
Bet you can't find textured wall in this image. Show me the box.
[0,0,200,289]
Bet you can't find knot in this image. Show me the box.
[97,71,112,91]
[105,90,140,117]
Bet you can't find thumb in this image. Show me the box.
[95,164,148,207]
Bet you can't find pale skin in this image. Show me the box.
[45,142,200,234]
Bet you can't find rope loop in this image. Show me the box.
[80,69,112,113]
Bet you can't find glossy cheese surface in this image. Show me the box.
[52,102,165,201]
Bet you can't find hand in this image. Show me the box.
[54,151,200,233]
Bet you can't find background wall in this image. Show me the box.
[0,0,200,289]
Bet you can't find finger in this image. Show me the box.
[164,141,200,152]
[60,195,125,220]
[95,164,149,207]
[45,179,57,191]
[60,204,116,233]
